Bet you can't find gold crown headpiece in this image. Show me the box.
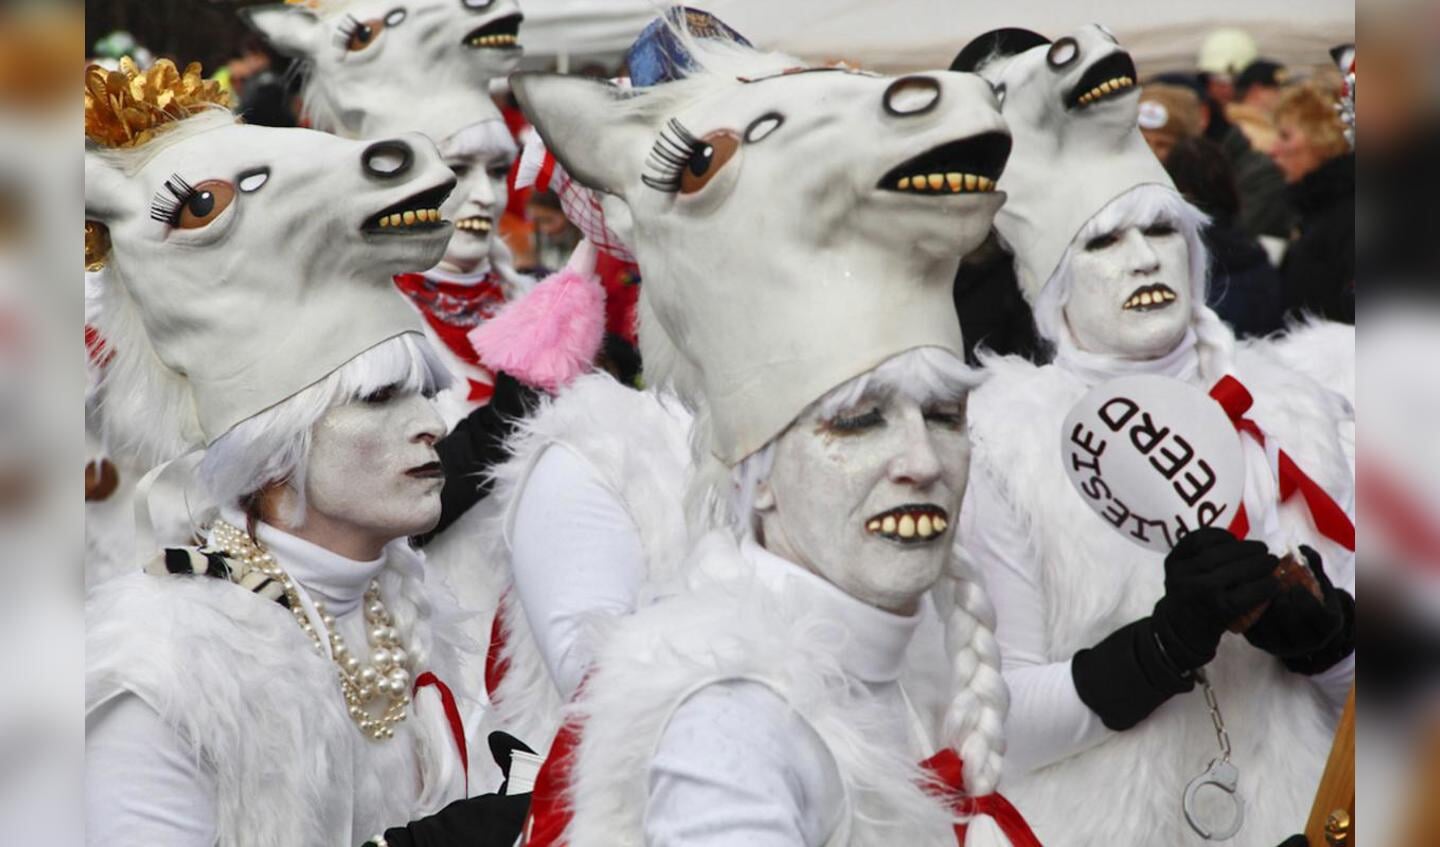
[84,58,233,270]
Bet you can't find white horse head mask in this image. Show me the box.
[513,44,1011,463]
[953,24,1172,301]
[242,0,523,140]
[85,110,456,462]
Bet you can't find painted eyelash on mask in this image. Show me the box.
[335,14,364,48]
[150,174,197,225]
[641,118,701,193]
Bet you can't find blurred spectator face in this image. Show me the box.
[1241,83,1281,112]
[1270,82,1349,183]
[1271,119,1327,182]
[528,198,570,237]
[1141,128,1178,162]
[1204,74,1236,107]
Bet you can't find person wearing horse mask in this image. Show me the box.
[83,61,526,847]
[951,26,1355,846]
[504,32,1040,847]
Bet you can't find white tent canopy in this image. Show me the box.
[517,0,1353,76]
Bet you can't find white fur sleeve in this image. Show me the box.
[961,471,1111,775]
[645,680,843,847]
[85,693,218,846]
[510,444,646,700]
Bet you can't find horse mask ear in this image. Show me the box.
[510,73,652,198]
[241,4,323,59]
[85,152,133,224]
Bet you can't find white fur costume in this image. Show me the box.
[86,537,473,846]
[963,340,1354,847]
[422,372,694,757]
[556,531,968,847]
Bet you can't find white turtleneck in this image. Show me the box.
[644,538,924,847]
[85,518,409,847]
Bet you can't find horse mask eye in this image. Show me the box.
[178,181,236,229]
[679,130,740,195]
[346,18,385,51]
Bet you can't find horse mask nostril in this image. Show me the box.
[363,140,414,178]
[883,76,942,117]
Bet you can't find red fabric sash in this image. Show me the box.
[484,589,512,700]
[413,671,469,796]
[1208,375,1355,551]
[920,748,1043,846]
[394,272,508,402]
[521,713,583,845]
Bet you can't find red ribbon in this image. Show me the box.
[484,590,512,700]
[535,151,558,193]
[521,717,582,846]
[413,671,469,796]
[1208,376,1355,551]
[919,748,1044,846]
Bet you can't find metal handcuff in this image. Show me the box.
[1182,668,1245,841]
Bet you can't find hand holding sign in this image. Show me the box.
[1060,375,1319,632]
[1061,375,1245,554]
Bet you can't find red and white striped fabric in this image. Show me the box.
[515,129,635,264]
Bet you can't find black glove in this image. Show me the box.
[1152,528,1283,670]
[370,793,530,847]
[362,732,537,847]
[1245,545,1355,674]
[1275,836,1307,847]
[1072,529,1282,731]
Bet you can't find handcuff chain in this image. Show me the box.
[1194,668,1232,762]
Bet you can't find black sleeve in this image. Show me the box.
[416,372,539,546]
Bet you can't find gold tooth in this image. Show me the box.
[934,516,948,533]
[964,174,978,191]
[917,515,933,537]
[946,172,962,191]
[978,176,994,191]
[388,213,402,227]
[1100,82,1113,94]
[898,515,916,539]
[927,173,943,190]
[378,216,389,228]
[867,519,880,532]
[881,515,897,534]
[1140,292,1153,306]
[402,210,416,226]
[911,175,926,191]
[898,177,910,189]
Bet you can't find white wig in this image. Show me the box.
[197,332,449,521]
[1031,183,1235,380]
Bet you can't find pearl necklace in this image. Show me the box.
[210,520,413,740]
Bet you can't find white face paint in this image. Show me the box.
[756,393,971,614]
[439,146,512,275]
[1064,221,1191,359]
[304,386,447,547]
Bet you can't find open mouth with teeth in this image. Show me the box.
[455,214,493,235]
[877,131,1011,195]
[1065,51,1138,110]
[1122,283,1178,312]
[363,181,455,234]
[463,13,522,49]
[864,504,950,544]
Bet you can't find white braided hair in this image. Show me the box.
[718,346,1010,800]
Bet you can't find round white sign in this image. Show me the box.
[1060,374,1245,553]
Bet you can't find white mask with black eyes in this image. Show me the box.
[242,0,522,140]
[755,392,971,614]
[304,386,447,546]
[84,116,456,446]
[1064,220,1192,359]
[512,58,1009,463]
[954,23,1175,305]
